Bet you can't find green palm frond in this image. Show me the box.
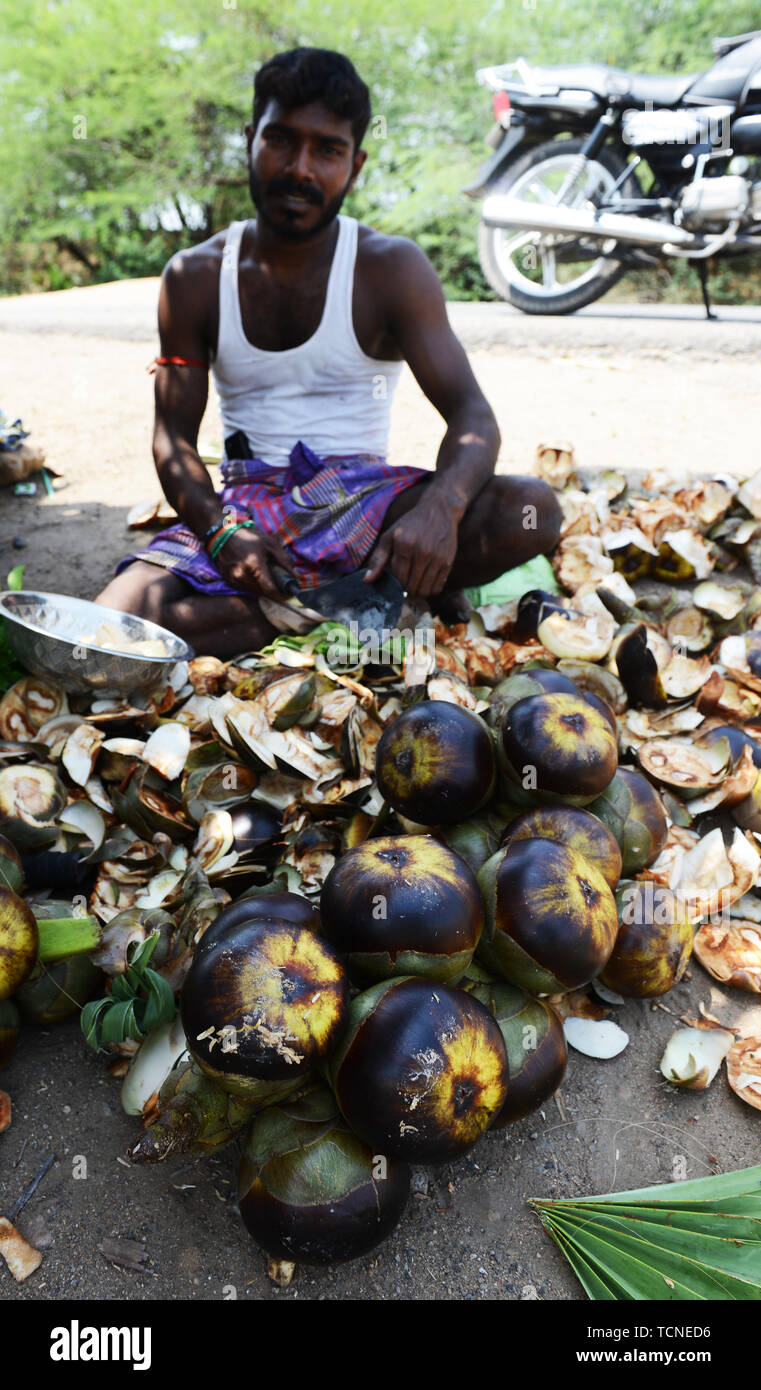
[530,1165,761,1301]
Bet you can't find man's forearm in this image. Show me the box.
[424,401,501,523]
[153,435,227,540]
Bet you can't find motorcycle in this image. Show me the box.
[463,30,761,315]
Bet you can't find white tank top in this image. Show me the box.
[212,215,404,469]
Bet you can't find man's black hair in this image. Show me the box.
[252,47,371,151]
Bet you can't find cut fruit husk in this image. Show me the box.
[537,607,616,661]
[563,1017,629,1059]
[726,1037,761,1111]
[693,919,761,993]
[638,737,732,797]
[645,825,760,921]
[693,582,748,622]
[660,1026,734,1089]
[665,606,714,654]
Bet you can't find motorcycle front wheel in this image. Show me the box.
[478,136,641,315]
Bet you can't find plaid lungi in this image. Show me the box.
[114,440,428,595]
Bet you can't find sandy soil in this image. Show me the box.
[1,292,759,599]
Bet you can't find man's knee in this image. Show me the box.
[488,475,562,556]
[94,562,176,624]
[526,477,563,554]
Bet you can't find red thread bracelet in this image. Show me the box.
[147,356,208,374]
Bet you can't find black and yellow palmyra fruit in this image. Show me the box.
[320,832,483,984]
[498,691,618,808]
[477,838,618,994]
[181,917,349,1102]
[326,976,509,1163]
[375,699,496,825]
[600,881,693,998]
[237,1085,411,1266]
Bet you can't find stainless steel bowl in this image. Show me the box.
[0,590,194,695]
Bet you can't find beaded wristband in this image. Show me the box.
[203,511,250,551]
[209,520,257,562]
[201,518,226,546]
[210,522,254,560]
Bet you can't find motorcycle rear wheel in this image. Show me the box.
[478,136,641,315]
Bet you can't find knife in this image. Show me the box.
[271,565,405,645]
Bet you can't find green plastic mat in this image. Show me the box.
[465,553,559,608]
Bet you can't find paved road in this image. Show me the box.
[2,278,761,358]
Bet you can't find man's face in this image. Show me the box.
[246,99,367,242]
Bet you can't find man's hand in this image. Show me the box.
[364,499,459,595]
[215,529,296,600]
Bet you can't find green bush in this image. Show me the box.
[2,0,761,300]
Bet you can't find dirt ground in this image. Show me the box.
[1,283,761,1303]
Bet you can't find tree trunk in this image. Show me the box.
[53,237,98,272]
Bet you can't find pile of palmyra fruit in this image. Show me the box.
[1,448,761,1278]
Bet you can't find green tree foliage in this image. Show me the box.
[1,0,760,297]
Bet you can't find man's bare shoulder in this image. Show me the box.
[357,223,434,277]
[157,231,232,354]
[161,229,228,289]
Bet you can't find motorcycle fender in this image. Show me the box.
[462,124,535,199]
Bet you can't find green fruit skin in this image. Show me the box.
[493,769,546,814]
[342,946,476,988]
[476,840,618,995]
[436,812,507,875]
[466,978,567,1125]
[477,922,563,994]
[599,881,693,998]
[15,954,102,1025]
[130,1059,274,1163]
[589,768,669,874]
[237,1086,410,1265]
[193,1064,307,1106]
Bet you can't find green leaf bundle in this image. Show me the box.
[260,622,407,668]
[81,931,176,1052]
[530,1165,761,1300]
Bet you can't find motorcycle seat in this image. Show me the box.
[621,72,701,107]
[527,63,699,109]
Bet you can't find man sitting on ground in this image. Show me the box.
[95,46,562,658]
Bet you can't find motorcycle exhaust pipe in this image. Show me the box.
[481,195,697,248]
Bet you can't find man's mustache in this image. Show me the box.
[266,181,323,205]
